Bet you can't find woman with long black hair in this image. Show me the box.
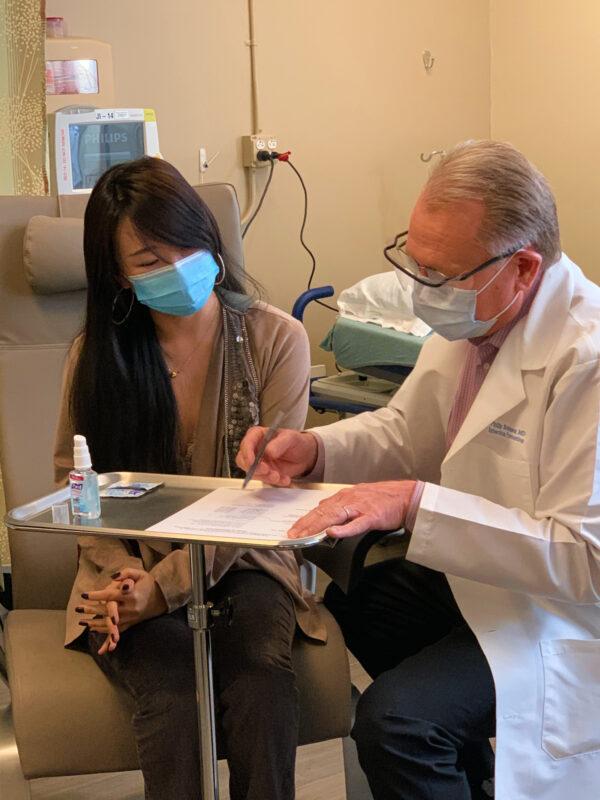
[54,157,324,800]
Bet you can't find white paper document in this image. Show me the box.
[147,486,339,542]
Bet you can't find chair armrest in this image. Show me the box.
[291,286,335,322]
[305,531,391,594]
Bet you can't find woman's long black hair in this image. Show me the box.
[69,156,258,474]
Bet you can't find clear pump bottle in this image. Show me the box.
[69,434,101,519]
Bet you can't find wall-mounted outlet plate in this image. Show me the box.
[242,134,278,168]
[199,146,208,173]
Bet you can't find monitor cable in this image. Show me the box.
[242,157,275,239]
[258,150,337,312]
[246,150,337,312]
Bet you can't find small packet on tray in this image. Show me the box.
[100,481,163,499]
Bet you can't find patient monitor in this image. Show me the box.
[51,108,161,195]
[46,33,160,197]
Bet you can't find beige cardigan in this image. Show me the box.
[55,301,326,646]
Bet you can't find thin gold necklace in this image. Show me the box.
[162,339,204,379]
[160,300,220,379]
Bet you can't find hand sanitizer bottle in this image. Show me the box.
[69,434,101,519]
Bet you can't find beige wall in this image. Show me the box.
[490,0,600,281]
[46,0,490,368]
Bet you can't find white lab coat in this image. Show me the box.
[313,254,600,800]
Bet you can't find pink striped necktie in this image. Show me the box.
[445,340,499,451]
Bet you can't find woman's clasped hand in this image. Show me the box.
[75,568,167,655]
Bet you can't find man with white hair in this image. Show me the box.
[238,141,600,800]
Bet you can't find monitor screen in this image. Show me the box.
[46,59,99,95]
[68,121,145,190]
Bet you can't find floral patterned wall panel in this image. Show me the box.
[0,0,47,195]
[0,1,46,575]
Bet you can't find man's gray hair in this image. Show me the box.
[422,140,561,266]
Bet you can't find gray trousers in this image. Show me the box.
[88,570,299,800]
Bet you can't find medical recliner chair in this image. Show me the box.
[0,184,375,799]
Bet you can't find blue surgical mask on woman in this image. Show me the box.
[128,250,220,316]
[411,257,520,341]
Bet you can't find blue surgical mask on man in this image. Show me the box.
[128,250,220,316]
[411,257,520,341]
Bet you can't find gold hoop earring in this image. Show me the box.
[215,253,226,286]
[112,287,135,325]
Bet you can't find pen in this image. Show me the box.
[242,410,285,489]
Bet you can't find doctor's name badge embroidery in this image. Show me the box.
[488,421,526,444]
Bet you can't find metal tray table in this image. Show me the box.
[6,471,340,799]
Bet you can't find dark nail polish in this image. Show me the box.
[93,614,103,620]
[78,621,89,627]
[81,592,89,600]
[111,571,120,579]
[75,606,84,613]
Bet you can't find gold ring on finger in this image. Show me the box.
[341,506,355,523]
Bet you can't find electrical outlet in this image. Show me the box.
[242,134,278,168]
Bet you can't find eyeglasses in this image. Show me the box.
[383,230,522,288]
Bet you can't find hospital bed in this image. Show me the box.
[292,286,428,416]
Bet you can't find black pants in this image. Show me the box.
[88,571,299,800]
[324,557,496,800]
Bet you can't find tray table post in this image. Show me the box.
[187,542,219,800]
